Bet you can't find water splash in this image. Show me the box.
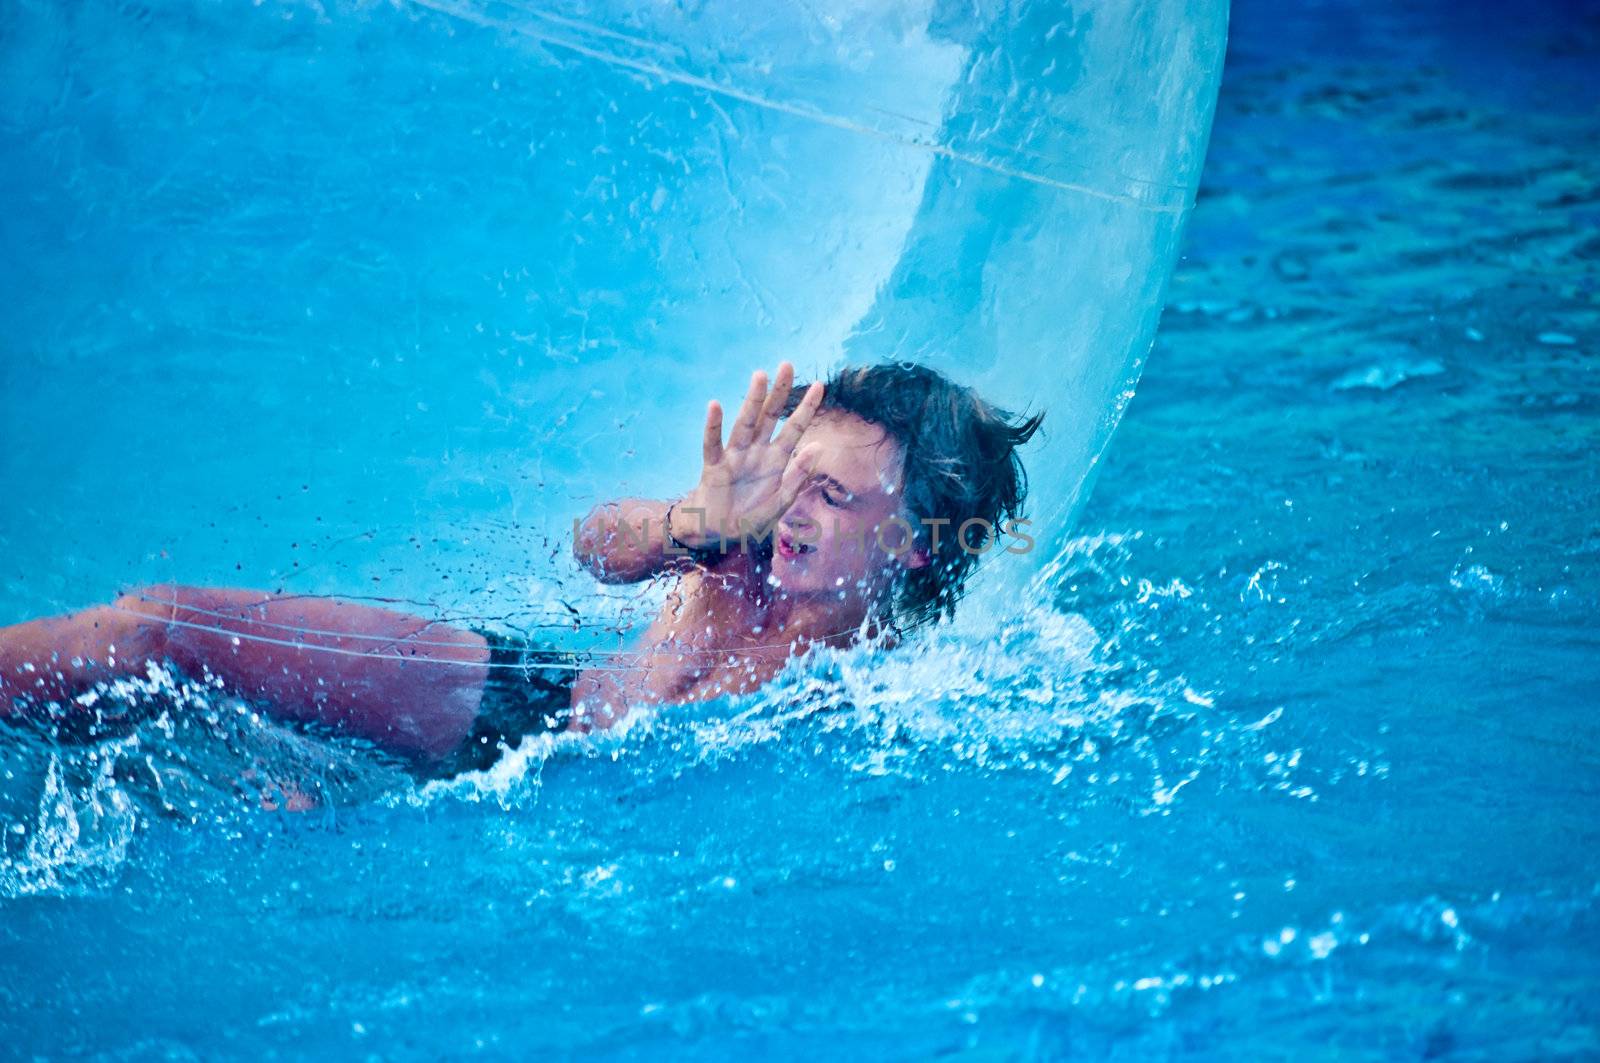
[408,533,1299,822]
[0,745,136,897]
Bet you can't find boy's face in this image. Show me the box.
[771,410,927,607]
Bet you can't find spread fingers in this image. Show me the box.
[773,380,825,453]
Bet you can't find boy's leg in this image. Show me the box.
[1,584,490,767]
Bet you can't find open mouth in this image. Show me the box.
[776,531,815,561]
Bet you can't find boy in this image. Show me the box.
[0,362,1041,777]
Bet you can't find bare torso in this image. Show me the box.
[568,550,811,727]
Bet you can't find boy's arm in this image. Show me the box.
[572,497,710,584]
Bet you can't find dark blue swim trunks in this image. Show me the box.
[443,629,580,775]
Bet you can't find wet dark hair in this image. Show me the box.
[784,361,1044,630]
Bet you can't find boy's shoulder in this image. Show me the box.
[661,549,763,625]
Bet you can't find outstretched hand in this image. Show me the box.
[670,362,825,549]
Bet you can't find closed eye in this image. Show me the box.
[815,475,853,508]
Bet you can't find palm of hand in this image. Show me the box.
[678,363,824,546]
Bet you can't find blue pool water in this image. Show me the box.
[4,0,1600,1058]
